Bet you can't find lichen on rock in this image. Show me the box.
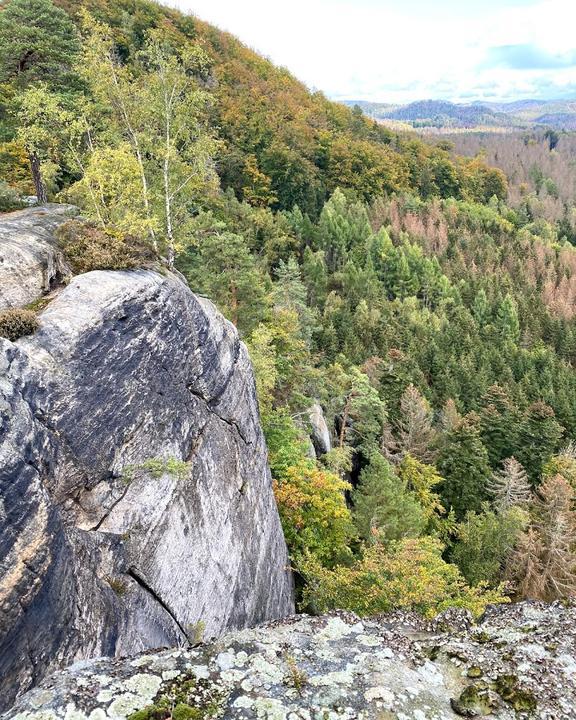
[5,602,576,719]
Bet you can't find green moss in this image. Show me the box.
[471,631,491,644]
[466,665,483,678]
[450,683,494,717]
[284,654,308,695]
[0,308,39,342]
[493,674,537,713]
[127,673,225,720]
[172,704,204,720]
[24,296,53,313]
[106,576,128,596]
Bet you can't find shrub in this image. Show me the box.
[0,180,24,212]
[0,308,39,341]
[55,220,155,274]
[273,461,355,567]
[300,536,508,618]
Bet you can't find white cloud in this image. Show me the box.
[165,0,576,102]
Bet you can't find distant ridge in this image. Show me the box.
[343,98,576,131]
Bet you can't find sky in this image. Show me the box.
[166,0,576,104]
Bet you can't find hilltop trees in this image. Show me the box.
[70,15,219,263]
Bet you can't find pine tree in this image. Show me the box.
[272,257,316,342]
[495,293,520,343]
[317,188,371,273]
[506,528,545,600]
[472,287,490,326]
[337,368,386,455]
[487,457,532,511]
[180,231,267,333]
[0,0,80,201]
[0,0,80,90]
[353,453,425,543]
[516,402,564,485]
[439,398,462,434]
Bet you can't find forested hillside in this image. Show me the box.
[2,0,576,617]
[439,130,576,245]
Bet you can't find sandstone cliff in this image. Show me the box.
[0,208,294,711]
[5,602,573,719]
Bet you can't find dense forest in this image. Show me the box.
[2,0,576,617]
[439,130,576,246]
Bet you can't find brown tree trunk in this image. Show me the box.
[29,152,48,204]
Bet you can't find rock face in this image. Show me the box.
[0,205,74,310]
[5,602,575,720]
[306,403,331,457]
[0,211,294,712]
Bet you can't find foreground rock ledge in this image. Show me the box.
[5,602,575,720]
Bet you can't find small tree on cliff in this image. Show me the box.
[0,0,80,202]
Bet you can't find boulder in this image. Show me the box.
[5,601,574,719]
[0,204,74,310]
[0,221,294,711]
[306,403,332,456]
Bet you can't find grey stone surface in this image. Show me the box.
[306,403,332,457]
[0,204,75,310]
[0,221,294,711]
[5,602,574,719]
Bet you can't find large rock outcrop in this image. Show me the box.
[0,209,294,711]
[5,602,574,719]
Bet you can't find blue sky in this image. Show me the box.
[168,0,576,104]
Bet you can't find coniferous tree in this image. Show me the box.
[383,384,437,463]
[181,231,267,333]
[487,457,532,512]
[478,385,521,467]
[0,0,80,89]
[516,402,564,485]
[437,419,491,518]
[0,0,80,201]
[495,293,520,343]
[353,453,425,543]
[508,474,576,601]
[395,384,437,463]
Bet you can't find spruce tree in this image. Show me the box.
[478,384,521,467]
[383,384,437,463]
[516,402,564,485]
[437,419,491,519]
[487,457,532,512]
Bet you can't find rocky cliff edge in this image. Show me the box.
[0,207,294,711]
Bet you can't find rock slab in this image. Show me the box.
[0,205,74,310]
[4,602,576,719]
[0,222,294,711]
